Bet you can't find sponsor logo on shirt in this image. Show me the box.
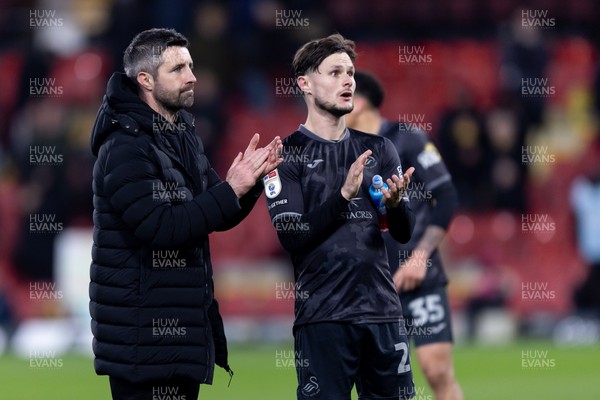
[306,159,324,169]
[339,197,374,220]
[263,169,282,199]
[364,156,377,169]
[268,198,288,210]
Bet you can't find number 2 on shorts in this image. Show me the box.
[394,342,411,373]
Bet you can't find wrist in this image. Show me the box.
[341,188,352,201]
[386,196,404,209]
[226,181,243,199]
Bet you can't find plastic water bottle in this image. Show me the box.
[369,175,388,231]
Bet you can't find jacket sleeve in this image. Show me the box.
[206,167,264,232]
[101,136,242,248]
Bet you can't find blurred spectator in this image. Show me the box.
[498,8,550,130]
[9,98,68,281]
[102,0,151,67]
[189,67,227,160]
[228,0,330,109]
[149,0,196,34]
[438,87,492,210]
[189,2,235,92]
[485,107,527,212]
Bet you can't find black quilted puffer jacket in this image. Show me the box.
[90,72,260,384]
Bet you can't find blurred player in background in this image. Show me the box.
[346,71,463,400]
[265,34,416,399]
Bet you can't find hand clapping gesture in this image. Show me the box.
[226,133,283,198]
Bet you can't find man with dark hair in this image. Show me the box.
[265,34,416,399]
[346,71,463,400]
[90,28,282,399]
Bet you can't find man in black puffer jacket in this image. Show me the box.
[90,28,281,400]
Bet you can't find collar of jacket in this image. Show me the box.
[94,73,202,192]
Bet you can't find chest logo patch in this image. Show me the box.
[364,155,377,169]
[263,169,282,199]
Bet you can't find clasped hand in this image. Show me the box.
[341,149,415,209]
[226,133,283,198]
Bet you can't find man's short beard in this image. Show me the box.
[154,83,194,113]
[315,97,353,117]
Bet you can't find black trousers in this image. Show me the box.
[109,376,200,400]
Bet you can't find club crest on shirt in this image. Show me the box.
[263,169,282,199]
[364,155,377,169]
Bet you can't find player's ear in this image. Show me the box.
[137,71,154,92]
[297,76,311,96]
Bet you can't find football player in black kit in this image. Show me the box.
[264,35,417,399]
[346,71,463,400]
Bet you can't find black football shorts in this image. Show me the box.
[399,285,454,347]
[293,321,415,399]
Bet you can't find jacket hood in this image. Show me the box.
[91,72,153,156]
[90,72,195,156]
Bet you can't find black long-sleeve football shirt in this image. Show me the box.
[265,125,415,327]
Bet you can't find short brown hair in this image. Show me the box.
[123,28,189,80]
[292,34,356,77]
